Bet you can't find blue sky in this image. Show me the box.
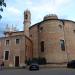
[0,0,75,36]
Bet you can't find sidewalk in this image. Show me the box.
[0,63,67,70]
[39,64,67,68]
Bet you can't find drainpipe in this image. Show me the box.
[25,36,27,64]
[61,20,69,63]
[37,25,40,58]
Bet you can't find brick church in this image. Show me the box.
[0,9,75,67]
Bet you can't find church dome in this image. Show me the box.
[43,14,58,20]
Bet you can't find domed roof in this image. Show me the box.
[43,14,58,20]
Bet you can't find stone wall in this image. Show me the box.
[30,19,75,64]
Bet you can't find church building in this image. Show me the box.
[0,9,75,67]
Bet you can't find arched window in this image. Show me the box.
[4,51,9,60]
[40,41,44,52]
[25,14,28,19]
[60,40,65,51]
[6,40,9,45]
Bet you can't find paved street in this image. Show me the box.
[0,68,75,75]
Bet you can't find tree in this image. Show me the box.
[0,0,6,19]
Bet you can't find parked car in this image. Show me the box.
[29,63,39,71]
[67,60,75,68]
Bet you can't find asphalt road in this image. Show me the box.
[0,68,75,75]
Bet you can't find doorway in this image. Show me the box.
[15,56,19,67]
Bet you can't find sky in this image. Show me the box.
[0,0,75,36]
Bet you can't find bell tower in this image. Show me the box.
[23,9,31,37]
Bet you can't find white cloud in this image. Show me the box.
[54,0,71,5]
[30,0,72,13]
[25,0,32,5]
[26,0,73,24]
[2,6,22,23]
[6,6,21,15]
[1,0,75,28]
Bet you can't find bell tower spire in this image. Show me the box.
[23,9,31,37]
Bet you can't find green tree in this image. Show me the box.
[0,0,6,19]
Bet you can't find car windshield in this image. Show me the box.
[31,63,38,65]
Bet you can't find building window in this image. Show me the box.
[6,40,9,45]
[25,14,28,19]
[4,51,9,60]
[73,30,75,33]
[40,41,44,52]
[60,40,65,51]
[40,27,43,32]
[40,27,43,30]
[16,39,20,44]
[59,25,62,29]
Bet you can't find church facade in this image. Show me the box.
[0,10,33,67]
[0,10,75,67]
